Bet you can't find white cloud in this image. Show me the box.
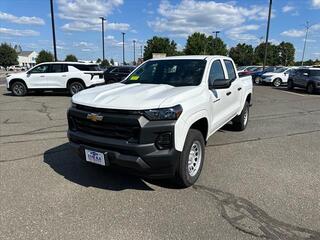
[148,0,270,38]
[281,29,305,37]
[226,25,260,42]
[57,0,129,32]
[282,4,295,13]
[311,0,320,8]
[0,27,39,37]
[0,11,45,25]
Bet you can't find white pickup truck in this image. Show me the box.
[68,56,253,187]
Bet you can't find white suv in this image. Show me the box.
[6,62,104,96]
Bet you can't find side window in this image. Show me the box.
[110,68,119,73]
[30,64,50,74]
[224,60,237,80]
[49,64,65,73]
[209,60,225,86]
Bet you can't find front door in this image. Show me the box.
[26,64,50,88]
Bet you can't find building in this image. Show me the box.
[18,51,38,68]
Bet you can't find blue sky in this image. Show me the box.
[1,0,320,63]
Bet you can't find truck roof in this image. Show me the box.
[151,55,232,61]
[37,62,98,65]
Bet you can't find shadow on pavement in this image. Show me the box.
[44,143,154,191]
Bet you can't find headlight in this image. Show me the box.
[143,105,183,121]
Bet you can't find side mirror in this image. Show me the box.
[209,79,231,89]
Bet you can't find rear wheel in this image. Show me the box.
[307,83,315,94]
[273,78,282,87]
[69,81,84,95]
[287,80,294,90]
[11,81,27,96]
[254,77,261,85]
[175,129,205,188]
[233,102,249,131]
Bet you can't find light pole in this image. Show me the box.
[100,17,106,60]
[50,0,57,61]
[212,31,220,39]
[212,31,220,54]
[133,40,136,65]
[263,0,273,70]
[301,21,311,66]
[122,32,125,65]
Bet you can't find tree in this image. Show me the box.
[65,54,78,62]
[96,58,101,64]
[36,50,54,64]
[100,59,110,68]
[110,58,114,65]
[0,43,18,69]
[207,37,228,56]
[184,32,208,55]
[143,36,177,60]
[254,43,279,66]
[277,42,295,66]
[184,33,228,56]
[229,43,254,66]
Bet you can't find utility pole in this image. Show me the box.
[301,21,311,66]
[122,32,125,65]
[263,0,273,70]
[140,45,143,58]
[50,0,57,61]
[133,40,136,65]
[212,31,220,39]
[212,31,220,55]
[100,17,106,60]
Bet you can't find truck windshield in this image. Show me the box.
[123,59,206,87]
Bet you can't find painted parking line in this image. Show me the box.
[280,90,320,98]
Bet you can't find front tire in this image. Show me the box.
[273,78,282,87]
[233,102,249,131]
[307,83,315,94]
[11,81,27,96]
[69,81,84,96]
[175,129,205,187]
[254,77,261,85]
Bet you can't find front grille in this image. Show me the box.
[69,106,141,143]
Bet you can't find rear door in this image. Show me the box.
[26,64,50,88]
[209,60,235,131]
[46,64,68,88]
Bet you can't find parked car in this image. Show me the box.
[260,67,293,87]
[67,55,253,187]
[6,62,104,96]
[287,68,320,94]
[252,66,283,84]
[103,66,135,84]
[238,66,262,77]
[7,65,27,71]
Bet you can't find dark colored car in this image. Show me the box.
[103,66,135,84]
[287,68,320,94]
[238,66,262,77]
[252,66,283,84]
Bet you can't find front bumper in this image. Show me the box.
[67,106,181,178]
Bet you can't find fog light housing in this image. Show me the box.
[155,132,172,150]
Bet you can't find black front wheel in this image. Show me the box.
[11,81,27,96]
[175,129,205,188]
[307,83,315,94]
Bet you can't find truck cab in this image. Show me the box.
[67,56,253,187]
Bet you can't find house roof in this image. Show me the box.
[18,51,34,57]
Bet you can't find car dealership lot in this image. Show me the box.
[0,86,320,239]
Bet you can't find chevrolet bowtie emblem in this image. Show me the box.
[87,113,103,122]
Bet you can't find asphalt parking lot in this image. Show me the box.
[1,85,320,240]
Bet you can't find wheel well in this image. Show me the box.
[246,93,252,104]
[67,78,85,88]
[9,79,26,89]
[190,118,208,142]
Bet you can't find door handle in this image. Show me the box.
[238,87,242,91]
[40,75,45,77]
[226,91,232,96]
[62,75,67,77]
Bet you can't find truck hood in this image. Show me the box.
[72,83,201,110]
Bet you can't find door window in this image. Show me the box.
[49,64,66,73]
[30,65,50,74]
[208,60,225,86]
[224,60,237,80]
